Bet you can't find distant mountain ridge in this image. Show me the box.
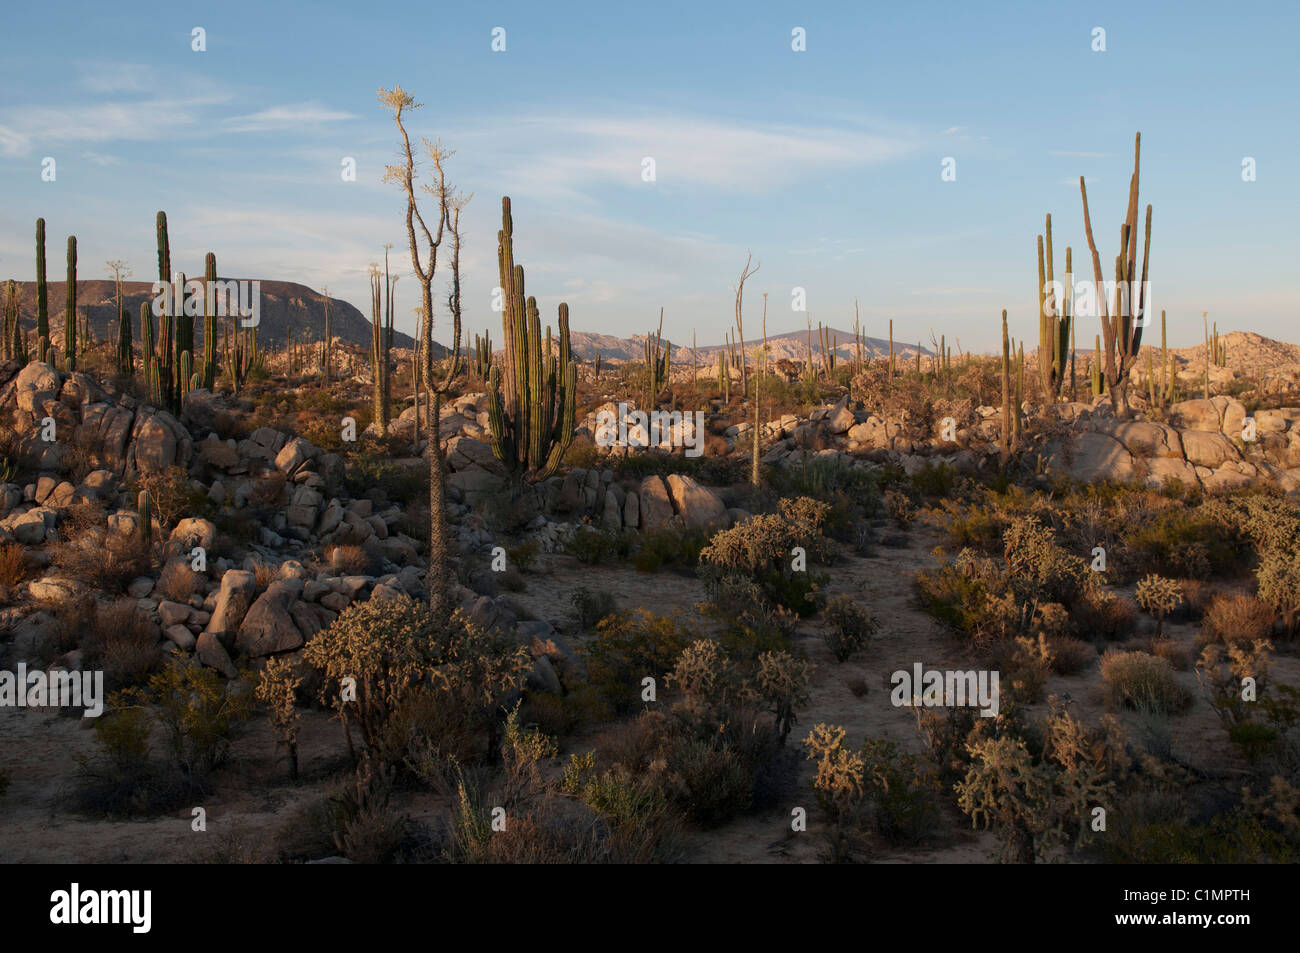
[567,326,933,364]
[6,279,422,353]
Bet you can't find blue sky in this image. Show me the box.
[1,0,1295,352]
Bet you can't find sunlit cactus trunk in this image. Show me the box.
[486,197,576,482]
[64,236,77,372]
[202,253,218,389]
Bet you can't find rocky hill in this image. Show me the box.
[568,326,932,365]
[8,280,422,353]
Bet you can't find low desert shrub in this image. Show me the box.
[821,594,879,663]
[81,599,165,690]
[1196,595,1268,647]
[585,610,695,716]
[1100,650,1192,716]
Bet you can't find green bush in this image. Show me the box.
[822,594,879,662]
[585,610,696,716]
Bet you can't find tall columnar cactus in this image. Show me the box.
[1014,342,1024,443]
[116,284,132,376]
[367,261,391,433]
[140,301,155,391]
[487,197,576,481]
[321,285,333,385]
[149,355,163,406]
[138,490,153,544]
[202,253,217,389]
[1036,216,1073,401]
[64,236,77,371]
[36,219,49,362]
[1000,310,1012,455]
[156,213,174,408]
[179,350,193,407]
[644,309,670,408]
[1091,334,1103,397]
[2,280,17,362]
[170,271,189,414]
[888,318,895,383]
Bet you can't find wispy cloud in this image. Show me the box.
[0,94,231,157]
[78,63,156,94]
[223,102,360,133]
[456,112,917,200]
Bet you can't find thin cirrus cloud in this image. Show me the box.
[222,102,360,133]
[457,113,918,199]
[0,95,229,157]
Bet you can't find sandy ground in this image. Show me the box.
[2,526,1293,863]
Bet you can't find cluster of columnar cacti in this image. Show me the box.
[645,309,670,408]
[1036,215,1073,401]
[368,257,394,433]
[473,331,493,381]
[1204,313,1226,372]
[1080,132,1152,418]
[817,322,837,378]
[486,197,577,481]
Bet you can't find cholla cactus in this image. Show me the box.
[750,650,814,744]
[256,656,303,780]
[1256,549,1300,634]
[1134,573,1184,637]
[666,639,729,710]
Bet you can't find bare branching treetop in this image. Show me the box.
[734,252,760,392]
[378,85,471,631]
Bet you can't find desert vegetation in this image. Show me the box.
[1,98,1297,871]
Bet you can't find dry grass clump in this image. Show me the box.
[156,558,198,603]
[51,533,153,594]
[1047,636,1096,676]
[324,543,372,575]
[1100,649,1193,716]
[1199,592,1275,647]
[0,542,31,598]
[82,599,164,690]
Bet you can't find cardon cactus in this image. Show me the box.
[148,355,163,406]
[473,331,492,381]
[36,219,49,356]
[202,252,218,389]
[645,309,669,408]
[486,196,576,481]
[1036,216,1072,400]
[64,236,77,371]
[1091,334,1103,397]
[138,490,153,544]
[179,350,193,406]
